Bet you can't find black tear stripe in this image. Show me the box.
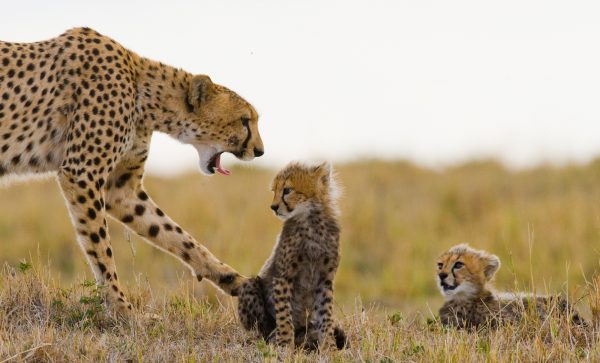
[241,119,251,152]
[282,198,292,212]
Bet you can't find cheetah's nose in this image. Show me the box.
[253,148,264,157]
[438,272,448,280]
[270,204,278,212]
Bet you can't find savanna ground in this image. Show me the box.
[2,160,600,361]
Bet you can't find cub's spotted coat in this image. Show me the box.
[0,28,264,317]
[436,244,584,329]
[238,162,347,350]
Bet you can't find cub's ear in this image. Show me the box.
[313,162,332,185]
[187,74,214,111]
[483,254,501,280]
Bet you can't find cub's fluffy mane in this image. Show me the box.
[324,162,342,217]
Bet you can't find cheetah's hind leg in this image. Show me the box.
[237,276,275,341]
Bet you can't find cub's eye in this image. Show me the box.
[241,117,250,128]
[282,187,292,196]
[453,261,464,269]
[437,262,443,270]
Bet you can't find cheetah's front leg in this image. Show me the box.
[272,277,295,348]
[58,170,133,318]
[106,176,245,295]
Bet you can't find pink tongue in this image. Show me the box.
[215,154,231,176]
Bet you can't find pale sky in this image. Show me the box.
[2,1,600,175]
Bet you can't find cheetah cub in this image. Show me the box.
[237,161,347,350]
[436,244,583,329]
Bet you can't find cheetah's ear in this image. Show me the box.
[483,254,501,280]
[187,74,215,111]
[313,162,332,186]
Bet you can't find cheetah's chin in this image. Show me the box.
[441,281,457,292]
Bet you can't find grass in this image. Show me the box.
[0,262,598,361]
[2,159,600,361]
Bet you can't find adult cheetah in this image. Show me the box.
[0,28,264,317]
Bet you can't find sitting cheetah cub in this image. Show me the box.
[237,161,347,350]
[436,244,584,329]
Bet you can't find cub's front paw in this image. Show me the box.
[275,336,294,349]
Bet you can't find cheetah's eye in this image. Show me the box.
[453,261,464,269]
[437,262,443,270]
[282,187,292,196]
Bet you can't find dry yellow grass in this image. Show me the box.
[0,262,597,362]
[2,159,600,361]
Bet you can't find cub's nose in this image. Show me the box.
[270,204,278,212]
[438,272,448,280]
[253,148,264,157]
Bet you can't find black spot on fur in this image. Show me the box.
[134,204,145,216]
[138,191,148,201]
[148,224,160,237]
[115,173,132,188]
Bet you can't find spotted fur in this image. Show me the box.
[436,244,584,329]
[0,28,264,317]
[237,162,347,350]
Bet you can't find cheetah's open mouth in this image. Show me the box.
[195,145,231,176]
[207,152,230,176]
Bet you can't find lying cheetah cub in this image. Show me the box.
[237,161,347,350]
[436,244,583,329]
